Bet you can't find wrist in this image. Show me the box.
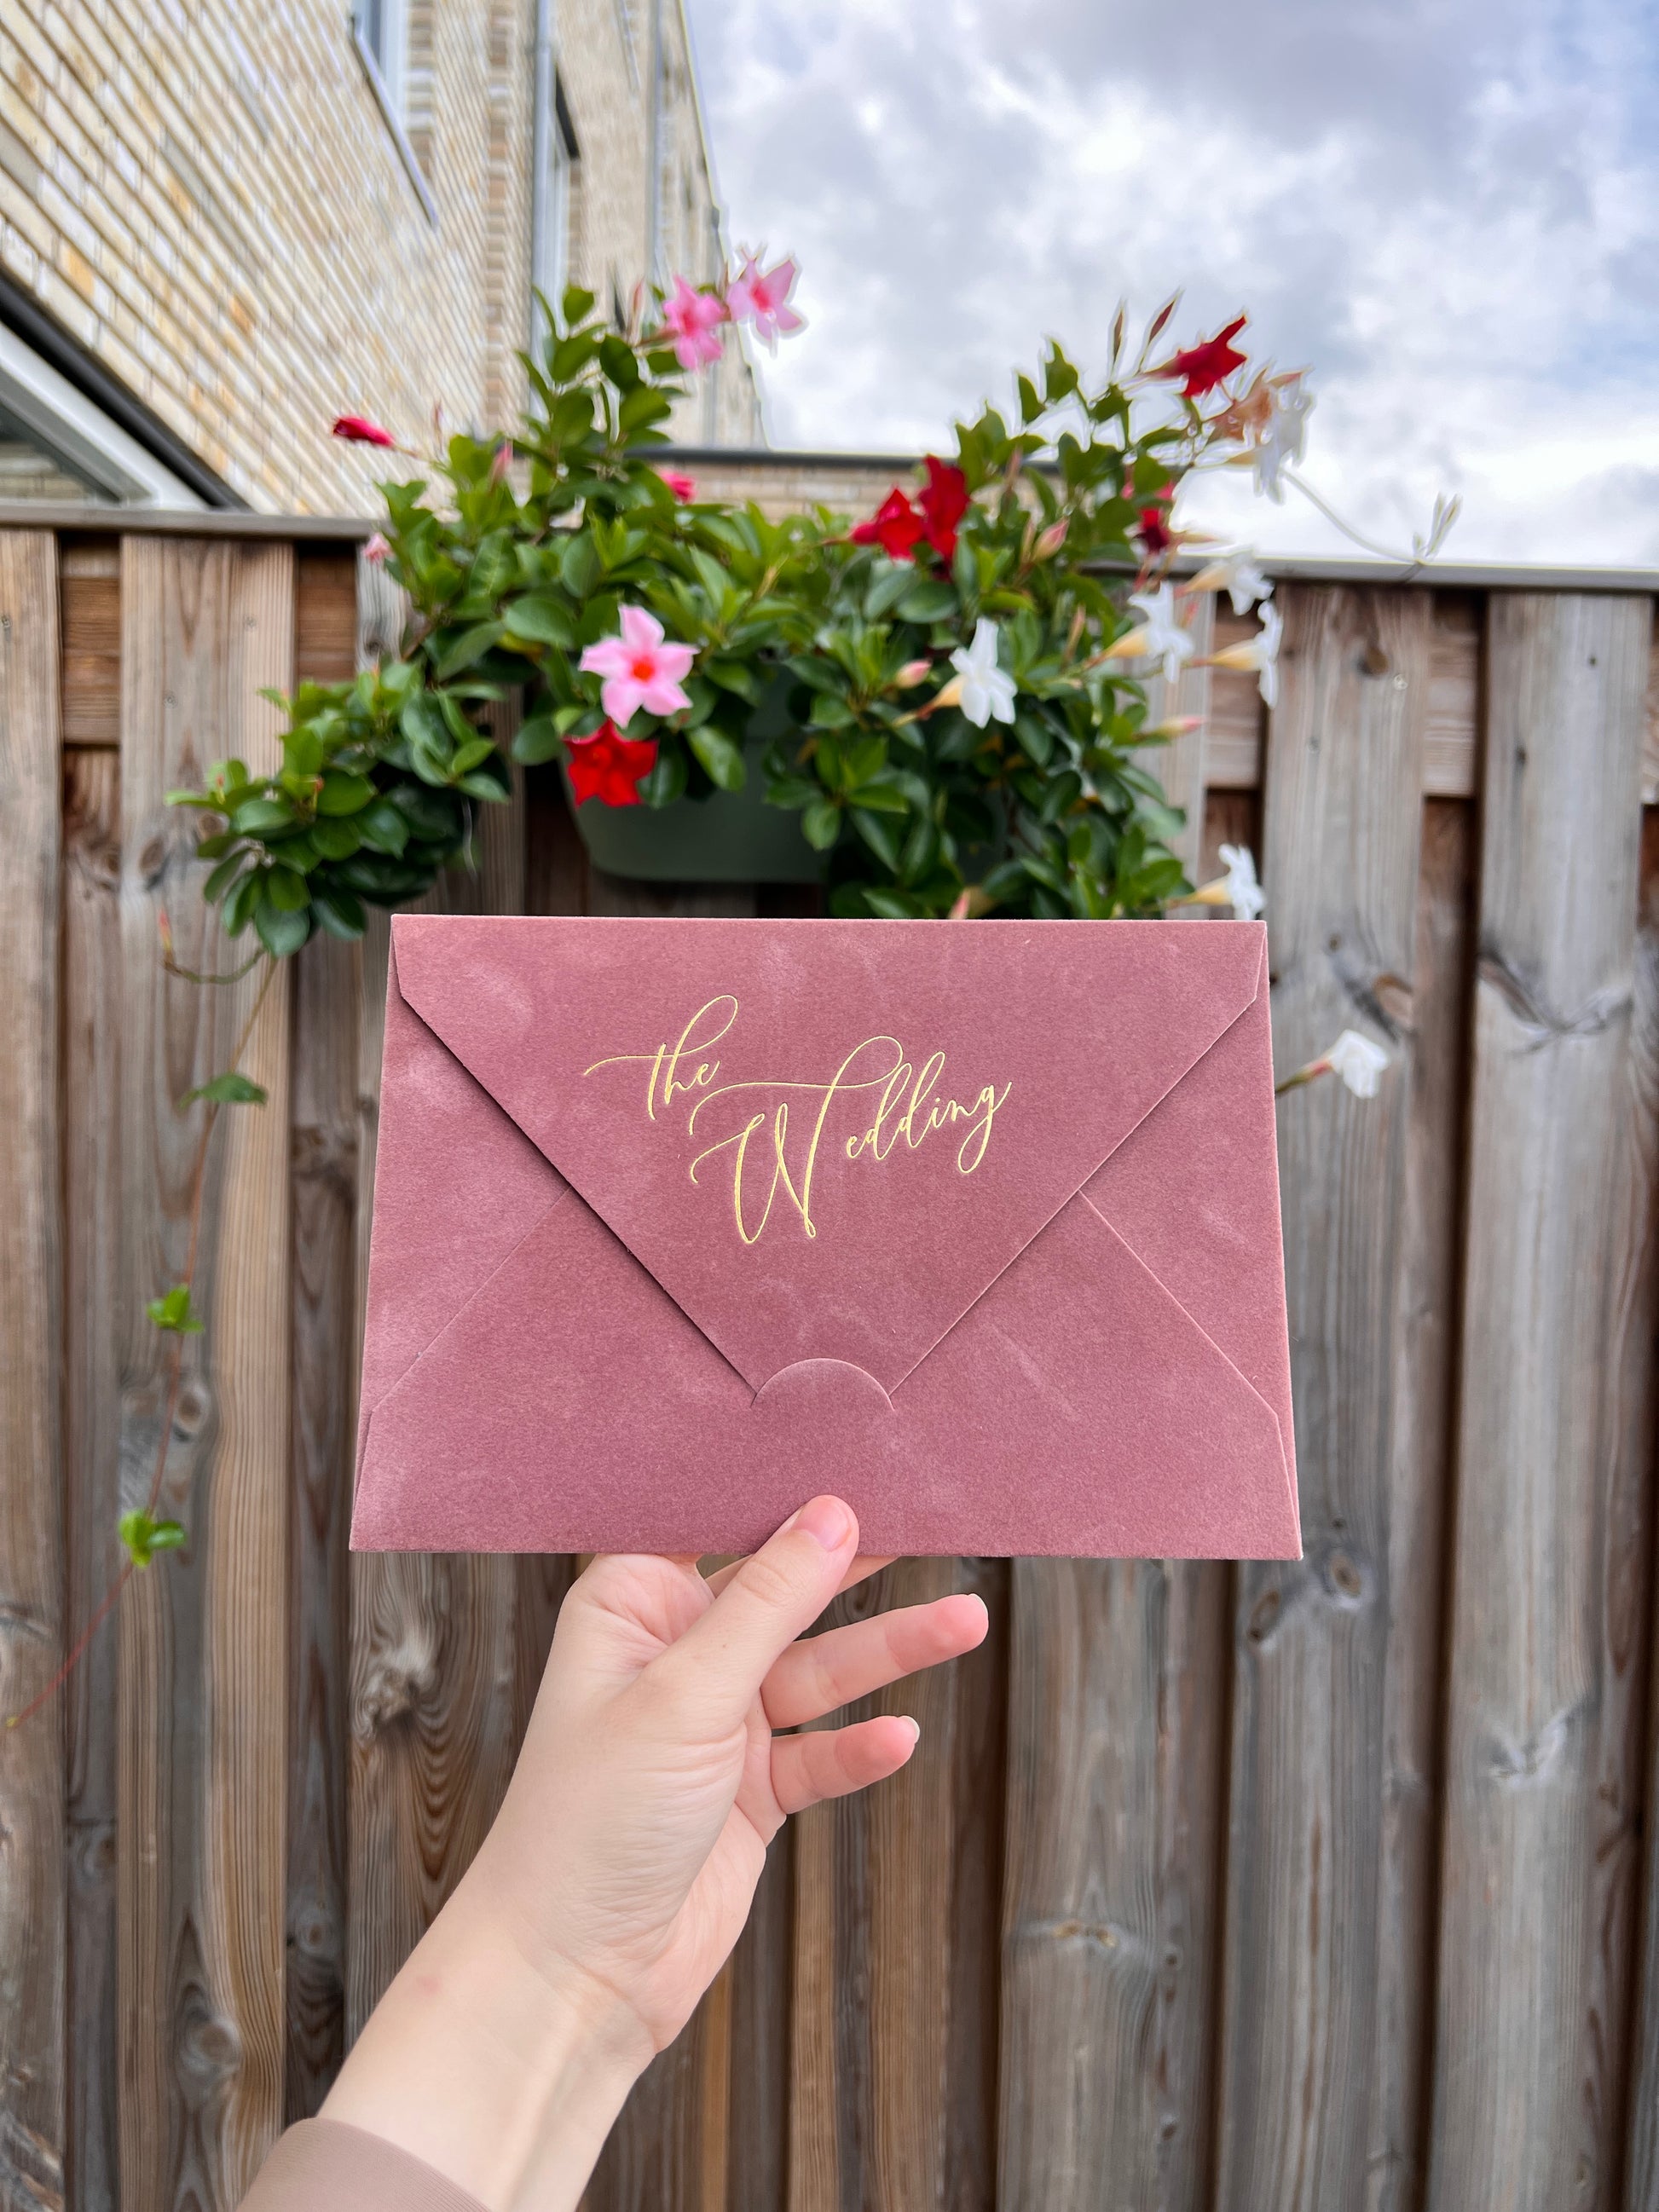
[323,1881,649,2212]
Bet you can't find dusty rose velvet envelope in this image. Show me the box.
[350,915,1300,1558]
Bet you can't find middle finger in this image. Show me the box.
[760,1591,988,1729]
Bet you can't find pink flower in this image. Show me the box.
[726,255,805,350]
[659,276,727,372]
[660,471,697,501]
[488,441,513,487]
[363,531,390,565]
[579,604,697,727]
[332,414,397,448]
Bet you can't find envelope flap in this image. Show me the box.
[390,914,1267,1395]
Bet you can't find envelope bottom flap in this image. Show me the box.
[352,1139,1302,1560]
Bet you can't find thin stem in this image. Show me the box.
[146,954,277,1518]
[5,1565,136,1730]
[1281,471,1431,572]
[7,953,280,1730]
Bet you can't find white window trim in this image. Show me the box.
[0,321,204,507]
[351,19,437,228]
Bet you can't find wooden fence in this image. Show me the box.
[3,507,1659,2212]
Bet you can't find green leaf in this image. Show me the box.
[801,796,842,851]
[862,887,917,920]
[230,796,295,837]
[864,563,915,621]
[224,869,262,937]
[266,864,311,912]
[312,884,367,939]
[315,772,377,817]
[688,725,747,791]
[847,778,909,814]
[512,713,564,766]
[851,806,905,871]
[356,797,412,855]
[808,691,855,731]
[764,773,820,810]
[561,283,597,326]
[255,897,311,959]
[432,621,506,681]
[562,533,600,599]
[145,1283,204,1334]
[637,746,688,808]
[1017,373,1043,424]
[310,816,363,860]
[502,594,577,649]
[201,852,246,904]
[599,333,641,390]
[897,580,957,624]
[118,1508,188,1568]
[285,726,324,778]
[180,1071,269,1106]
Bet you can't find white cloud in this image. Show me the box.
[685,0,1659,561]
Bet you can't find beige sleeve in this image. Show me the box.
[240,2120,490,2212]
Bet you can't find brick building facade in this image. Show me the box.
[0,0,762,511]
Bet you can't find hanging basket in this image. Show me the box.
[564,673,826,885]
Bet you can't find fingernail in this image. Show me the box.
[899,1716,921,1746]
[794,1495,853,1551]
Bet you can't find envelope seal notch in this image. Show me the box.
[750,1357,895,1417]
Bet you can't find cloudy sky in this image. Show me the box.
[683,0,1659,564]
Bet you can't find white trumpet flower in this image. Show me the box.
[1206,599,1282,707]
[1127,582,1197,684]
[1187,546,1273,615]
[947,618,1016,729]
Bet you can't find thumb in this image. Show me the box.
[649,1497,858,1733]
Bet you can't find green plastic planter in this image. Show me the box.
[564,674,826,885]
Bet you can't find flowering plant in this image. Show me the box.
[170,273,1339,942]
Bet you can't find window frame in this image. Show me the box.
[351,1,436,226]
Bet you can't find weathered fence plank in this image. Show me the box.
[1370,794,1475,2207]
[61,743,124,2212]
[345,771,528,2037]
[1215,586,1433,2209]
[286,929,360,2116]
[787,1556,999,2212]
[1426,593,1652,2212]
[1000,1556,1227,2212]
[116,538,295,2212]
[1621,807,1659,2210]
[284,549,372,2118]
[0,530,66,2212]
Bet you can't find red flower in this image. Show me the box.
[659,471,697,501]
[917,455,969,562]
[851,488,927,561]
[332,413,398,448]
[565,721,658,807]
[1154,315,1248,400]
[1135,492,1175,558]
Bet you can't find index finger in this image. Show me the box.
[702,1551,895,1601]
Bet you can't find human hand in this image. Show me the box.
[322,1499,987,2211]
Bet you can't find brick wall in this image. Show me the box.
[0,0,760,512]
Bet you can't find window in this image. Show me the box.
[533,77,581,322]
[355,0,407,116]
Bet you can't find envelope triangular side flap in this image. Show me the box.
[355,933,569,1479]
[390,914,1268,1395]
